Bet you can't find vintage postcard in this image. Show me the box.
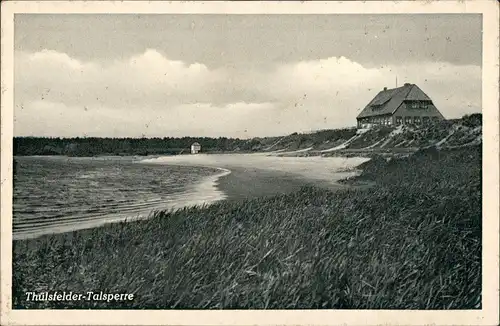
[1,1,499,325]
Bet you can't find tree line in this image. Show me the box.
[13,136,266,157]
[12,113,482,157]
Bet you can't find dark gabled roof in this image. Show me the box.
[191,142,201,146]
[357,83,433,119]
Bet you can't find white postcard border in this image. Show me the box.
[1,1,498,325]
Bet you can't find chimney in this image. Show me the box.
[383,87,388,91]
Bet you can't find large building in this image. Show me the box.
[356,83,445,128]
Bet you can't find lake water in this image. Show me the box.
[13,156,229,240]
[13,154,370,240]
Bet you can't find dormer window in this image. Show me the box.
[407,100,430,109]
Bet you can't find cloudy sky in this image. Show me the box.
[14,14,482,138]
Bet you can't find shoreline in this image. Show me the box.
[12,145,482,309]
[13,156,364,240]
[146,154,370,203]
[215,166,366,203]
[139,153,371,206]
[216,167,323,202]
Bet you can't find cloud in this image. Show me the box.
[15,100,130,138]
[15,49,223,109]
[29,49,87,70]
[273,56,382,95]
[14,49,481,138]
[264,57,481,123]
[14,100,279,138]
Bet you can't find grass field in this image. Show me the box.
[12,145,482,309]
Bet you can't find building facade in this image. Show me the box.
[356,83,445,128]
[191,142,201,154]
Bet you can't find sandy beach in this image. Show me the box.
[216,166,352,202]
[141,153,369,203]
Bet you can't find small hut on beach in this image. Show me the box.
[191,142,201,154]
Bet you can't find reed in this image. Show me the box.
[12,145,481,309]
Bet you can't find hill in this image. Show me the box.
[12,114,481,157]
[255,113,482,157]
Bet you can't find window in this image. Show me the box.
[404,116,412,124]
[414,117,421,125]
[396,117,403,125]
[408,101,430,109]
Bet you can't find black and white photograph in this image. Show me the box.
[1,1,499,325]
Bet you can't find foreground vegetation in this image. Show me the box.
[12,144,481,309]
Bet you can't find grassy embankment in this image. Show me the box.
[13,143,481,310]
[270,114,482,157]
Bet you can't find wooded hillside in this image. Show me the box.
[13,113,481,157]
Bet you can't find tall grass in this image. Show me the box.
[12,145,481,309]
